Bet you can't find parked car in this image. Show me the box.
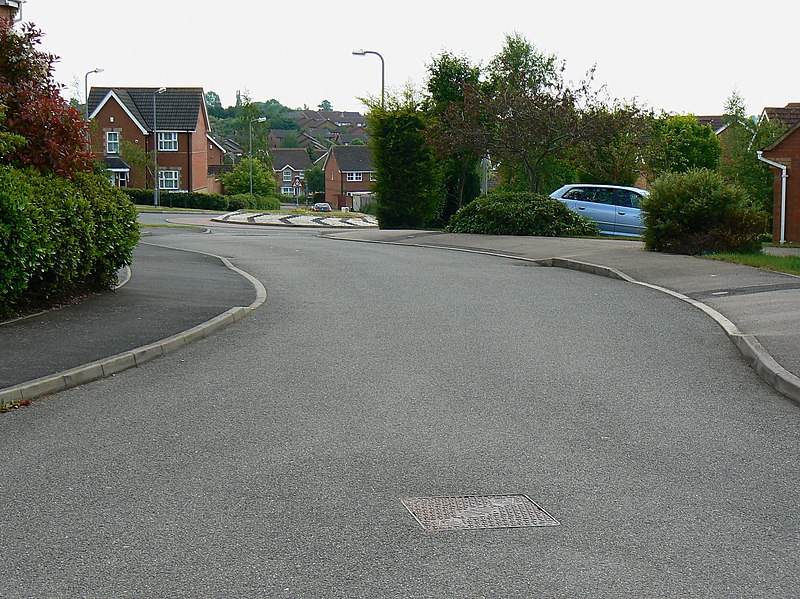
[549,184,648,237]
[311,202,332,213]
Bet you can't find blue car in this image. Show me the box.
[549,184,648,237]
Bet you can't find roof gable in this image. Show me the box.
[207,134,226,153]
[331,145,374,172]
[89,90,149,134]
[763,121,800,152]
[88,87,206,132]
[761,103,800,129]
[269,148,312,171]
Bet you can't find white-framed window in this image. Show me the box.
[106,131,119,154]
[299,171,305,179]
[158,132,178,151]
[158,170,179,190]
[346,172,363,182]
[281,186,294,195]
[283,169,292,181]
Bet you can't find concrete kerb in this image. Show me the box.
[325,235,800,406]
[0,245,267,407]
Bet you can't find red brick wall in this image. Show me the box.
[324,151,375,209]
[208,139,224,166]
[189,107,210,192]
[763,127,800,242]
[90,97,149,188]
[324,152,341,207]
[0,6,16,24]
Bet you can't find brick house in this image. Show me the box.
[87,87,225,192]
[760,106,800,243]
[324,145,375,209]
[0,0,21,24]
[270,148,312,197]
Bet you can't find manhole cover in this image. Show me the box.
[401,494,560,531]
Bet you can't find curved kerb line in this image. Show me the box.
[327,236,800,406]
[0,242,267,406]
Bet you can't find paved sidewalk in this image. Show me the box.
[325,229,800,404]
[0,235,262,403]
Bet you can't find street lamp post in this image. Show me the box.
[152,87,166,207]
[250,116,267,197]
[352,49,384,108]
[83,67,104,148]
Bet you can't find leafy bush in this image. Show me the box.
[227,193,280,211]
[220,157,277,197]
[122,188,281,212]
[122,188,230,211]
[446,190,600,236]
[0,166,138,317]
[642,168,767,254]
[73,172,139,288]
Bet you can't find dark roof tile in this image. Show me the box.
[88,87,205,131]
[762,103,800,129]
[269,148,312,170]
[332,145,373,172]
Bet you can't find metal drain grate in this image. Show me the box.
[401,494,560,531]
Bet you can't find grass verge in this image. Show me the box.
[706,252,800,276]
[136,206,224,214]
[139,223,206,230]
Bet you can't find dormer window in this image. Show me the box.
[283,169,292,181]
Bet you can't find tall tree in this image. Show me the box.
[205,90,222,110]
[0,22,93,177]
[644,114,721,180]
[573,102,654,186]
[235,93,269,160]
[713,91,785,216]
[435,33,601,193]
[318,100,332,111]
[426,51,482,224]
[303,164,325,194]
[368,91,443,228]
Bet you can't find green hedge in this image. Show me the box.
[122,188,229,210]
[643,168,768,254]
[446,190,600,237]
[226,194,281,211]
[122,189,280,211]
[0,166,139,317]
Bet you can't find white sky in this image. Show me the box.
[22,0,800,117]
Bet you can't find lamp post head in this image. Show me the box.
[155,87,166,95]
[252,116,267,123]
[92,67,104,74]
[352,49,366,56]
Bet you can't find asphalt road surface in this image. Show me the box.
[1,226,798,597]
